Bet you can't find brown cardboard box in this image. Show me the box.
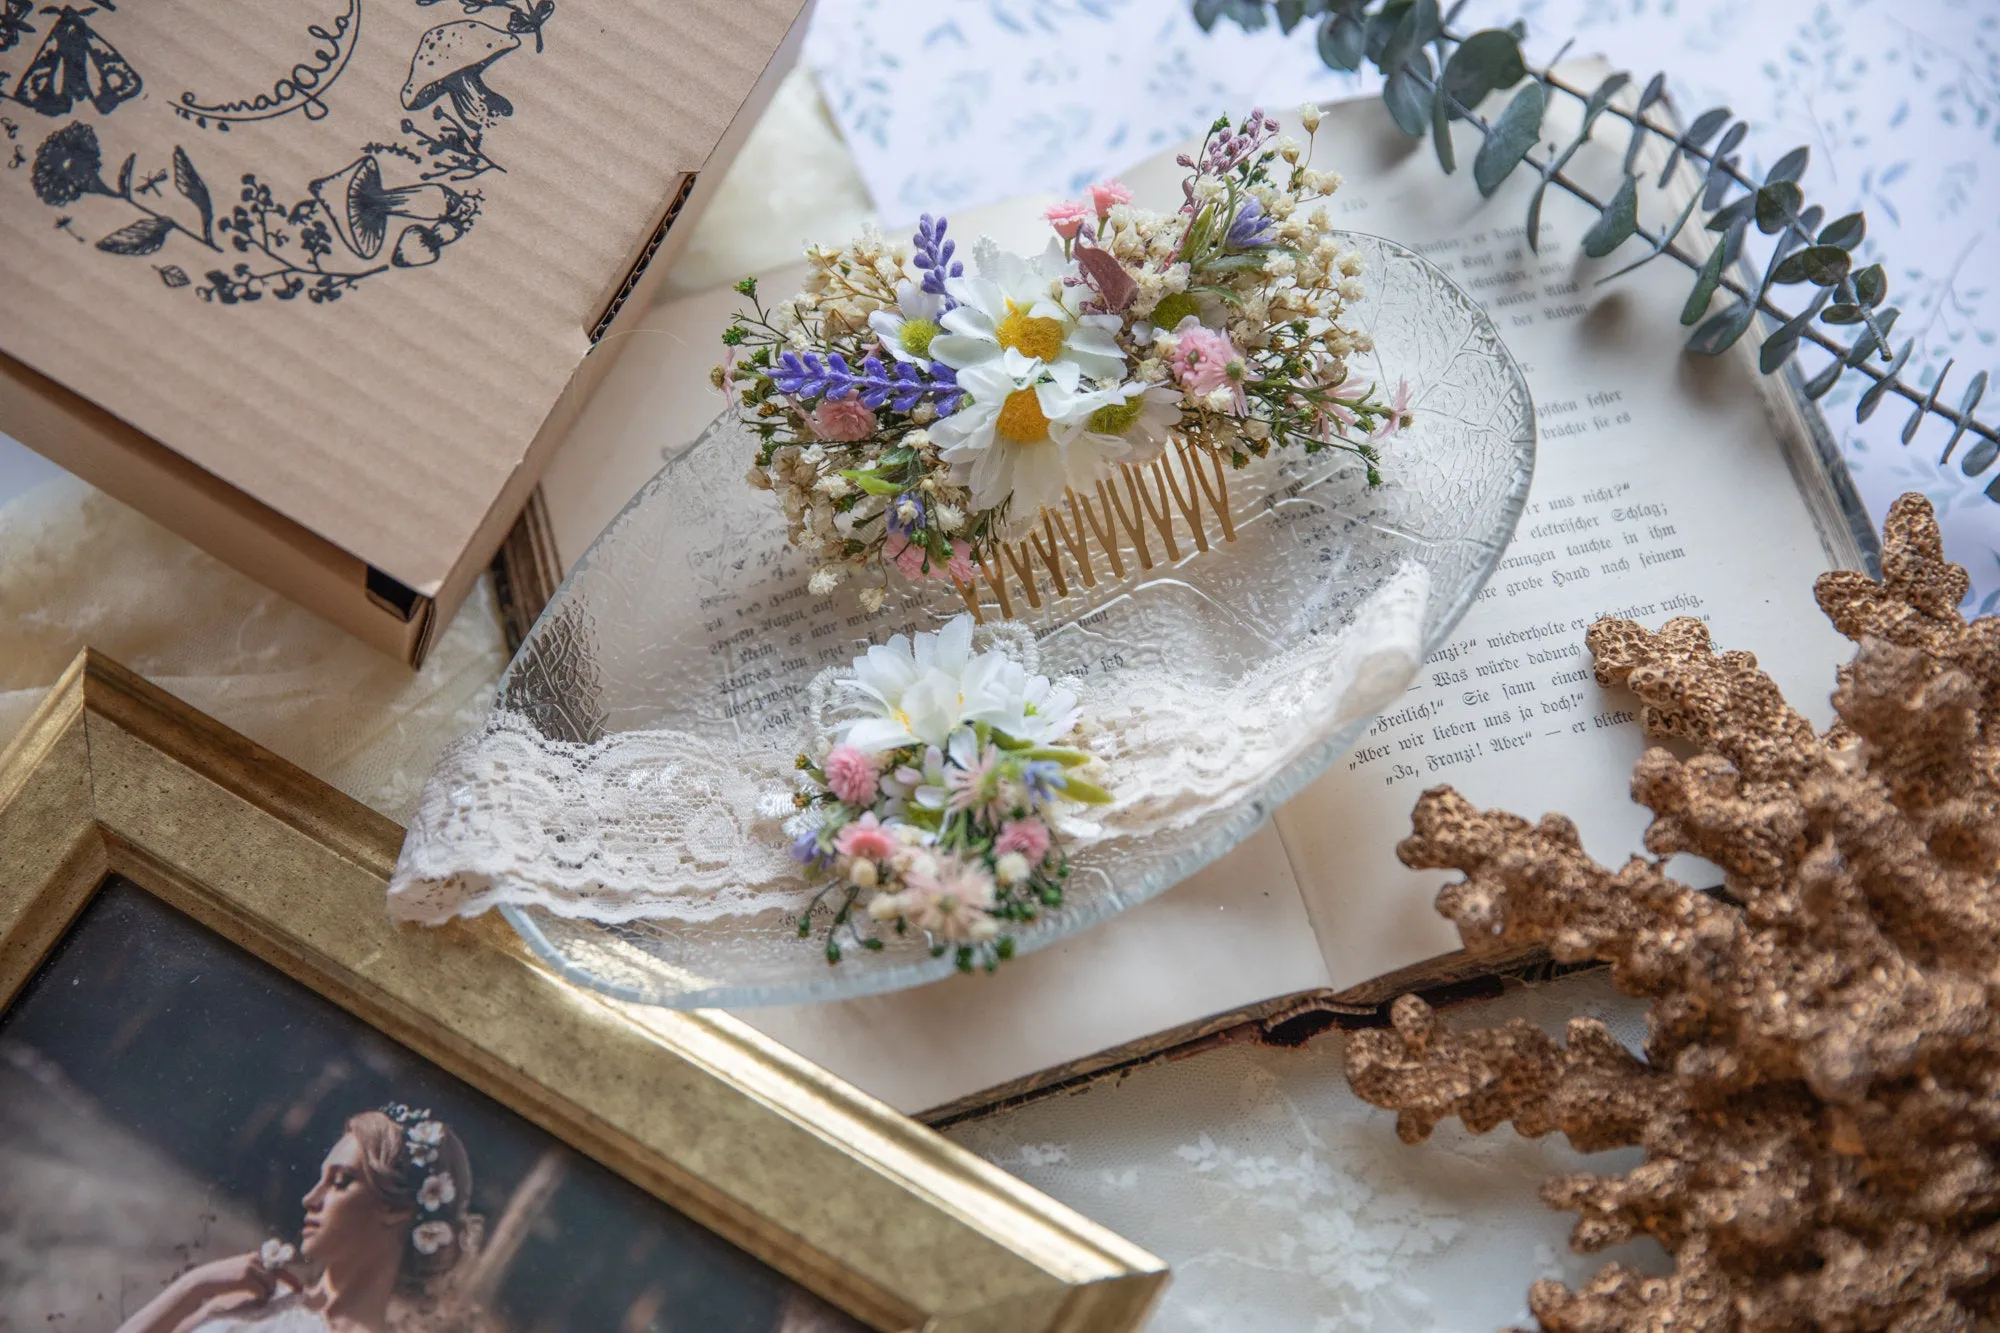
[0,0,809,663]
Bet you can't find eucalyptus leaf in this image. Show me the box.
[1597,184,1703,285]
[1803,356,1846,400]
[1856,338,1914,421]
[1818,212,1865,250]
[1621,73,1667,174]
[1525,176,1549,254]
[1941,370,1989,465]
[1431,81,1456,172]
[1823,303,1865,324]
[1273,0,1308,33]
[1383,63,1431,136]
[1473,81,1546,197]
[1764,146,1809,184]
[1760,329,1799,375]
[1902,361,1948,444]
[1316,11,1364,69]
[1966,437,2000,478]
[1581,174,1639,257]
[1580,71,1631,127]
[1854,263,1887,307]
[1772,245,1850,287]
[1846,307,1900,365]
[1688,301,1756,355]
[1660,105,1731,187]
[1682,242,1728,325]
[1706,194,1755,233]
[1798,245,1850,287]
[1712,120,1749,160]
[1440,28,1526,108]
[1755,181,1802,234]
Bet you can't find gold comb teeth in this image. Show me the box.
[953,438,1237,622]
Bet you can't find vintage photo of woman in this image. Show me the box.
[116,1105,485,1333]
[1,881,857,1333]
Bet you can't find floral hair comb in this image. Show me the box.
[721,106,1412,621]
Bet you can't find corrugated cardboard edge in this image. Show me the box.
[0,351,430,662]
[493,6,815,651]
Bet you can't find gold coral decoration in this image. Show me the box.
[1345,493,2000,1331]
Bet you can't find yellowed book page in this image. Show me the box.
[1264,93,1854,987]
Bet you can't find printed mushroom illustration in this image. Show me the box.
[402,21,519,129]
[309,154,465,261]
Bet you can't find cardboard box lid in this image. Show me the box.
[0,0,806,599]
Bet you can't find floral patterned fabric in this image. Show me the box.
[807,0,2000,605]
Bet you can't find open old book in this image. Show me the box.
[502,75,1873,1122]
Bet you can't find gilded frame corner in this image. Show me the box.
[0,651,1167,1333]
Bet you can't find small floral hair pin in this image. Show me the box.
[719,106,1412,621]
[786,614,1110,972]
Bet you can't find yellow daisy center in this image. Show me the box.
[899,317,942,358]
[994,301,1065,363]
[1087,398,1144,435]
[995,388,1050,444]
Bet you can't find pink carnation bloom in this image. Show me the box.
[885,531,975,584]
[810,391,877,442]
[1044,199,1093,241]
[823,744,880,804]
[1086,180,1132,217]
[835,812,898,863]
[995,818,1052,864]
[1168,319,1252,412]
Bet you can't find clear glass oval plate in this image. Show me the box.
[498,232,1535,1008]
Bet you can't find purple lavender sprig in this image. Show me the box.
[1226,194,1278,249]
[911,214,962,306]
[773,350,963,416]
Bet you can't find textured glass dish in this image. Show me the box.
[499,233,1535,1008]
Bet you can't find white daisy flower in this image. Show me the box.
[258,1240,296,1270]
[407,1119,444,1147]
[1077,382,1183,467]
[418,1173,456,1212]
[930,353,1129,517]
[411,1221,454,1255]
[930,239,1126,389]
[866,278,949,365]
[835,617,1020,753]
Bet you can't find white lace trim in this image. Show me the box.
[387,565,1430,927]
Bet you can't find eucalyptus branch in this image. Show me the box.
[1195,0,1999,489]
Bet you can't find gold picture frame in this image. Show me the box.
[0,651,1167,1332]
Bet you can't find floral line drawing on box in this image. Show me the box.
[173,0,362,129]
[4,1,141,118]
[14,1,552,303]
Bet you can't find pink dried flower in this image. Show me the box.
[885,531,975,584]
[898,853,998,942]
[823,744,879,804]
[1044,199,1093,241]
[995,818,1052,864]
[834,812,898,863]
[810,391,877,442]
[1086,180,1132,217]
[1168,319,1252,411]
[1371,378,1414,441]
